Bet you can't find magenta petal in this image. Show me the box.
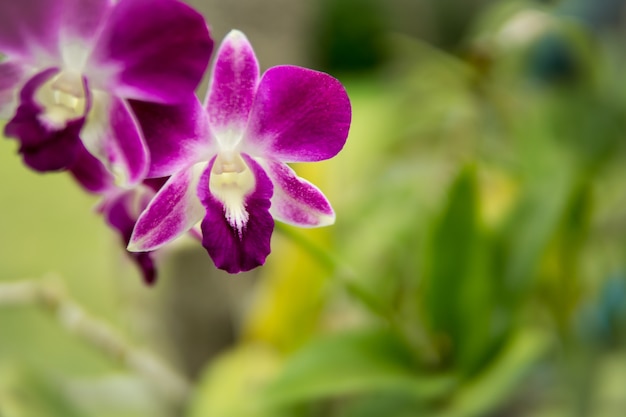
[206,30,259,135]
[68,143,115,193]
[0,0,114,60]
[129,95,212,178]
[129,165,206,252]
[198,155,274,274]
[0,0,61,59]
[105,98,149,185]
[4,68,84,171]
[82,95,149,187]
[100,186,158,285]
[59,0,113,42]
[131,252,157,286]
[92,0,213,103]
[244,66,351,162]
[264,160,335,227]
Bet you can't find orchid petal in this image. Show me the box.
[0,0,61,60]
[101,186,158,285]
[54,0,114,74]
[244,65,351,162]
[130,252,157,286]
[129,95,212,178]
[68,143,115,193]
[59,0,113,44]
[198,155,274,273]
[81,93,149,187]
[0,61,28,119]
[128,164,206,252]
[4,67,85,171]
[206,30,259,139]
[90,0,213,103]
[263,160,335,227]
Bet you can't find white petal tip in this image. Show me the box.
[126,241,141,252]
[226,29,247,42]
[317,214,336,227]
[127,235,156,253]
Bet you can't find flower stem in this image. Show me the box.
[0,277,191,406]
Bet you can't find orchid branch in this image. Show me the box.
[0,277,191,405]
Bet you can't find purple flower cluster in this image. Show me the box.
[0,0,351,282]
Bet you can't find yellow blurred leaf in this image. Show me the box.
[187,344,283,417]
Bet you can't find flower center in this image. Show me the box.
[209,153,256,236]
[36,71,87,129]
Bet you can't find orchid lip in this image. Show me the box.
[209,153,256,237]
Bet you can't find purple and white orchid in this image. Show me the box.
[127,30,351,274]
[0,0,213,186]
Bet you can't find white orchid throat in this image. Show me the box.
[209,152,256,237]
[35,70,87,129]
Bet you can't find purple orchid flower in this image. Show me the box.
[0,0,213,186]
[126,30,351,274]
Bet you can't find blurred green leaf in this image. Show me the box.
[498,129,577,305]
[272,328,550,417]
[416,166,519,375]
[0,366,83,417]
[262,327,456,407]
[420,166,505,371]
[422,166,479,340]
[436,328,552,417]
[337,392,426,417]
[539,182,592,335]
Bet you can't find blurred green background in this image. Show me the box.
[3,0,626,416]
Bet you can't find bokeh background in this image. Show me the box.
[2,0,626,416]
